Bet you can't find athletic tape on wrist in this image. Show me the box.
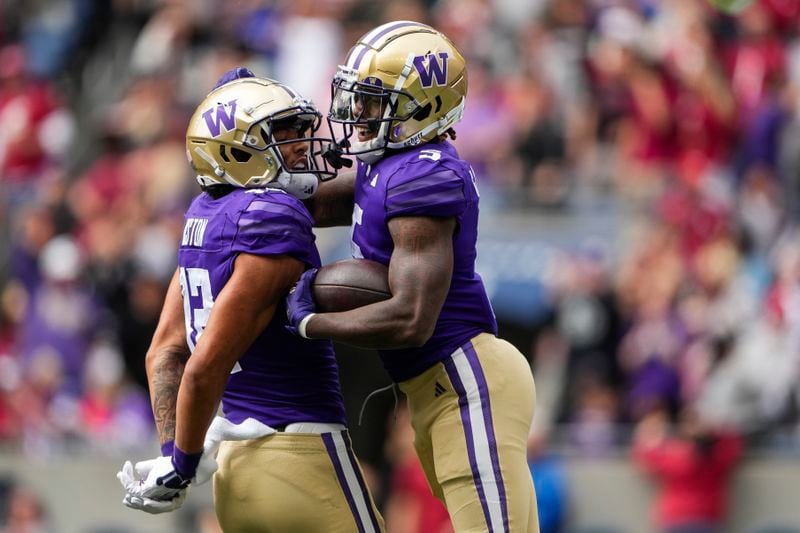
[298,313,316,339]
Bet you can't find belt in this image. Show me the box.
[277,422,346,434]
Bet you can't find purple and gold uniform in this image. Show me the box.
[180,187,383,532]
[351,142,539,532]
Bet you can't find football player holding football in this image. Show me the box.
[118,73,384,533]
[287,21,539,533]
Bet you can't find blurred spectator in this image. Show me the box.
[0,285,23,441]
[550,245,624,423]
[0,483,50,532]
[568,377,620,454]
[722,1,785,123]
[633,408,743,533]
[697,239,800,433]
[451,60,515,186]
[78,339,154,453]
[19,0,101,78]
[506,71,570,207]
[18,235,101,395]
[587,6,678,200]
[616,224,685,421]
[129,4,194,76]
[7,204,57,291]
[0,44,73,180]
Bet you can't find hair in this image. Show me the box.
[437,128,457,142]
[202,184,236,199]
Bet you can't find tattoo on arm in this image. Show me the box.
[150,346,189,445]
[391,216,455,279]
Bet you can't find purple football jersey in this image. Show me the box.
[351,141,498,381]
[179,187,346,427]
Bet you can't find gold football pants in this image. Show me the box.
[214,430,385,532]
[399,333,539,533]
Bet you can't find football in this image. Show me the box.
[313,259,392,312]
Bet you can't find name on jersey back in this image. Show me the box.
[182,217,209,247]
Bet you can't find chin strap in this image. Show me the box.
[268,171,319,199]
[321,139,353,169]
[351,125,389,163]
[354,145,386,165]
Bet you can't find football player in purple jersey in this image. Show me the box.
[287,21,540,533]
[117,74,384,533]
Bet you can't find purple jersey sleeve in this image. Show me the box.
[385,164,467,219]
[232,193,318,266]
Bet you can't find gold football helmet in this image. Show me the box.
[328,21,468,163]
[186,77,335,197]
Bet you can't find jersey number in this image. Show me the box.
[179,267,213,351]
[179,267,242,373]
[350,203,364,259]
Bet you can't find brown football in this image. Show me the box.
[312,259,391,313]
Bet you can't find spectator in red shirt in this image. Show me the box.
[633,407,743,533]
[0,45,71,184]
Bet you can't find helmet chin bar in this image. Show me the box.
[262,145,321,199]
[269,170,319,199]
[351,119,390,164]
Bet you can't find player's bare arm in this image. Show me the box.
[174,253,304,454]
[305,215,455,348]
[146,268,191,447]
[304,169,356,227]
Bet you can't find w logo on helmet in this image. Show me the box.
[413,52,449,88]
[202,100,238,137]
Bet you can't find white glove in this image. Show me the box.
[117,458,188,514]
[122,489,188,514]
[117,416,273,513]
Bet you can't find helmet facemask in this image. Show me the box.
[328,65,421,164]
[256,108,336,198]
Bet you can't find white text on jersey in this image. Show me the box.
[182,217,209,247]
[419,149,441,161]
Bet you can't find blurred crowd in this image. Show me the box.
[1,0,800,531]
[520,0,800,450]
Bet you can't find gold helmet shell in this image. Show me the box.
[186,77,335,190]
[328,21,468,163]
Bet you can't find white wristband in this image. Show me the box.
[297,313,316,339]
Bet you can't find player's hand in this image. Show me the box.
[211,67,255,91]
[117,457,189,514]
[122,478,188,515]
[286,268,318,338]
[123,492,187,514]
